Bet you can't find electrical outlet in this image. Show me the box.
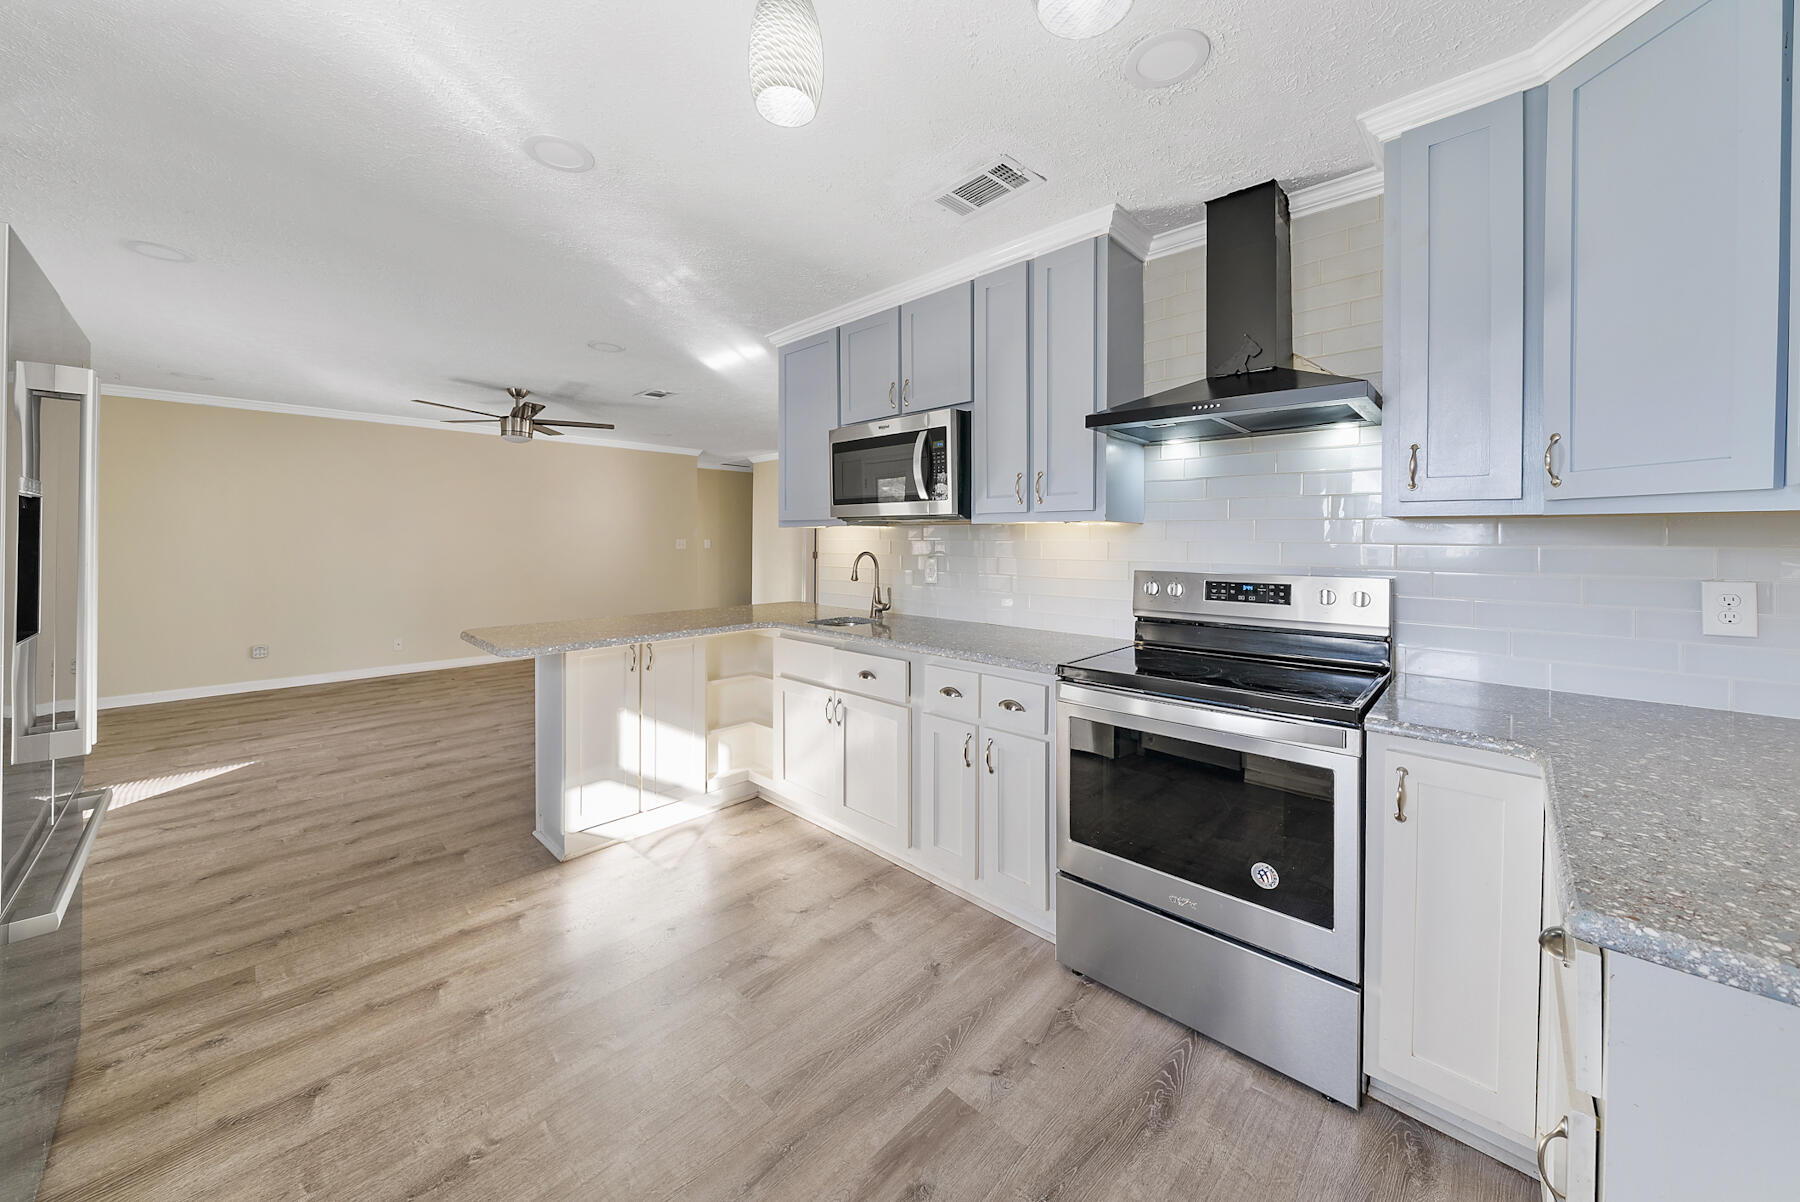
[703,538,712,549]
[675,538,687,550]
[250,644,270,660]
[1701,581,1758,638]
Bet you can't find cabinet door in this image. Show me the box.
[640,638,705,810]
[917,714,979,881]
[1535,837,1600,1202]
[1030,239,1100,516]
[839,307,901,425]
[1369,744,1544,1145]
[776,677,840,810]
[972,262,1032,519]
[900,282,973,412]
[1392,93,1525,504]
[778,330,840,526]
[565,646,640,830]
[1543,0,1786,500]
[977,730,1049,915]
[838,692,911,849]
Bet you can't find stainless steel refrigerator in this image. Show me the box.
[0,227,106,1202]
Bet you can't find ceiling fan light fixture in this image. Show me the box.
[500,415,534,443]
[1035,0,1132,39]
[750,0,824,128]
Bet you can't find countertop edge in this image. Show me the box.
[460,620,1078,676]
[1365,711,1800,1008]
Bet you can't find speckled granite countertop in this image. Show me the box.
[1368,674,1800,1006]
[462,603,1129,677]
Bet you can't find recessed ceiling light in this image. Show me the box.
[124,240,193,262]
[523,135,595,173]
[749,0,824,127]
[587,339,625,353]
[1126,29,1212,88]
[1036,0,1131,40]
[634,389,676,400]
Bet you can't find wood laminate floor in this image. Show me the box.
[41,662,1531,1201]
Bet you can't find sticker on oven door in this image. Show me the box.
[1250,862,1280,890]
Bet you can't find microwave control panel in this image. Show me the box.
[926,432,949,500]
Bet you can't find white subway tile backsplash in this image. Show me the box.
[813,208,1800,719]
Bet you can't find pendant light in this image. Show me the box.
[750,0,824,128]
[1036,0,1132,39]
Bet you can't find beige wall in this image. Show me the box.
[750,460,808,603]
[98,395,752,699]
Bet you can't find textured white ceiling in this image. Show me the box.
[0,0,1570,457]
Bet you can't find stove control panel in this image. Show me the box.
[1205,580,1291,606]
[1132,570,1392,635]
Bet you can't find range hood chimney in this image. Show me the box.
[1088,181,1381,445]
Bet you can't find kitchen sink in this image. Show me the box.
[808,616,876,627]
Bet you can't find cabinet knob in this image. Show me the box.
[1535,1117,1570,1200]
[1393,766,1409,822]
[1538,925,1572,967]
[998,699,1026,713]
[858,669,876,680]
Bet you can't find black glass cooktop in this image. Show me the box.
[1058,642,1389,724]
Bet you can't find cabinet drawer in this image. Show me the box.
[836,649,909,704]
[921,664,981,721]
[773,637,837,686]
[980,675,1048,737]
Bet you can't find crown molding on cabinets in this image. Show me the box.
[745,451,781,463]
[108,385,705,457]
[766,204,1150,348]
[1355,0,1663,157]
[1141,166,1388,259]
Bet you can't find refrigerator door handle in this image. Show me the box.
[2,789,110,945]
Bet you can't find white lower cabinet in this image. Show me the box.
[978,729,1049,916]
[917,713,979,880]
[838,692,911,846]
[1535,837,1600,1202]
[776,676,841,813]
[565,645,641,830]
[639,637,705,810]
[1365,735,1546,1156]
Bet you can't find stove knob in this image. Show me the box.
[1318,588,1338,606]
[1143,580,1160,597]
[1352,591,1373,608]
[1166,581,1185,599]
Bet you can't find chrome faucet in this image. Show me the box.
[850,551,892,621]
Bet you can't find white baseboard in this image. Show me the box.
[99,654,507,710]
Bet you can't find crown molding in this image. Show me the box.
[1355,0,1661,156]
[745,451,780,464]
[767,204,1147,347]
[109,385,705,457]
[1141,166,1387,260]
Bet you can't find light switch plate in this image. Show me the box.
[1701,581,1758,637]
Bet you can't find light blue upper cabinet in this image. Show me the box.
[899,282,973,413]
[1029,237,1144,520]
[972,263,1031,520]
[777,328,840,526]
[1387,93,1526,509]
[1542,0,1787,501]
[838,307,900,425]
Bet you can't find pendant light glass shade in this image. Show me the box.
[750,0,824,128]
[1035,0,1132,39]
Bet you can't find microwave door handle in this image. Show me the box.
[912,430,928,500]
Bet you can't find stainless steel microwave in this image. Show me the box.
[828,409,970,523]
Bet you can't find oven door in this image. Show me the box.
[829,410,965,522]
[1057,682,1362,983]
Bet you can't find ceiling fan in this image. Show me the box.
[412,386,616,443]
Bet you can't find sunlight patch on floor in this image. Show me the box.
[107,760,258,809]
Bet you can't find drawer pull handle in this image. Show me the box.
[1535,1117,1569,1200]
[1539,925,1573,967]
[938,685,963,699]
[1407,442,1420,490]
[858,669,876,680]
[985,738,995,774]
[1393,766,1409,823]
[998,699,1026,713]
[963,733,973,767]
[1545,433,1563,488]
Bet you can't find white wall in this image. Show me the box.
[818,197,1800,718]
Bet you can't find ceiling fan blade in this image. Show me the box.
[520,401,546,418]
[440,418,499,423]
[532,424,565,436]
[414,398,504,418]
[536,419,617,430]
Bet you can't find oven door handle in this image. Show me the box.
[1056,681,1357,753]
[911,430,929,500]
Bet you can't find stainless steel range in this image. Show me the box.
[1054,570,1392,1107]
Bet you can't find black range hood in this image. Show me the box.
[1089,181,1381,445]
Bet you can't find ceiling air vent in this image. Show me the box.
[932,156,1044,217]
